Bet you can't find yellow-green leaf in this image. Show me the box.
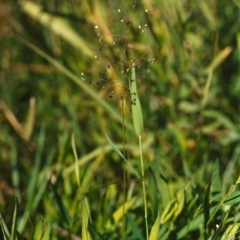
[113,197,136,223]
[149,211,160,240]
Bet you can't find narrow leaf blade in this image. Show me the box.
[129,63,143,136]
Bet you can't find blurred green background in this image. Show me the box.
[0,0,239,239]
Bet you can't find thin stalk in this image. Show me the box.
[139,135,148,239]
[121,30,129,237]
[207,174,240,225]
[121,96,126,239]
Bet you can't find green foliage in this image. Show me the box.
[130,62,144,137]
[0,0,239,239]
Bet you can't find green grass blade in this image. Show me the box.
[148,167,158,217]
[149,211,160,240]
[51,183,71,226]
[203,46,233,73]
[10,198,18,240]
[157,224,170,240]
[223,191,240,205]
[0,215,10,240]
[23,97,35,141]
[81,197,92,240]
[105,134,140,179]
[211,160,222,198]
[221,223,240,239]
[27,126,46,200]
[18,149,55,233]
[71,133,80,187]
[201,70,213,108]
[113,197,136,224]
[160,199,177,224]
[177,213,204,239]
[129,63,143,136]
[42,222,51,240]
[18,127,46,232]
[27,218,34,240]
[31,150,55,211]
[105,134,124,158]
[127,214,144,240]
[16,231,24,240]
[203,177,213,238]
[10,143,21,203]
[138,135,149,239]
[19,0,94,57]
[158,163,171,209]
[34,220,43,240]
[234,212,240,223]
[63,144,138,177]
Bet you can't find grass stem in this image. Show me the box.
[139,135,149,239]
[121,98,126,240]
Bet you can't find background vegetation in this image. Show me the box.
[0,0,239,239]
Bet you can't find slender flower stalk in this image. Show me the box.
[139,135,149,239]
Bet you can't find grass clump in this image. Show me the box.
[0,0,239,239]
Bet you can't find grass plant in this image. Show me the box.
[0,0,239,239]
[129,62,148,239]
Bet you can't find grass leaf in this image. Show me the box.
[105,134,140,179]
[129,62,144,136]
[223,191,240,205]
[149,211,160,240]
[0,215,10,240]
[10,198,18,240]
[127,214,145,240]
[19,0,94,56]
[203,46,233,73]
[203,172,216,236]
[42,222,51,240]
[71,133,80,187]
[113,197,136,223]
[81,197,92,240]
[23,97,35,141]
[51,183,71,226]
[27,126,46,200]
